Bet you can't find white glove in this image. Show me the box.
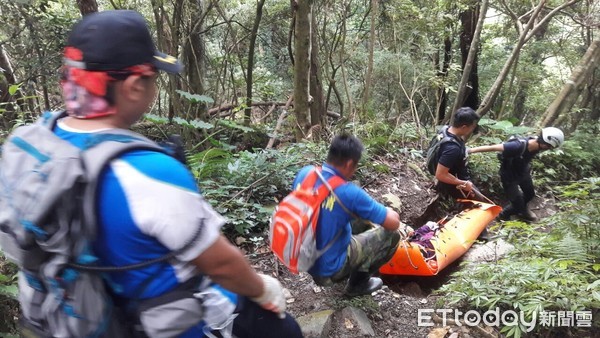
[397,222,414,238]
[250,274,286,319]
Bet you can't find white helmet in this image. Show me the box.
[541,127,564,148]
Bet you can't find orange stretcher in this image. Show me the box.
[379,200,502,276]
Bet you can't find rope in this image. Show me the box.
[401,240,419,270]
[458,185,495,205]
[472,187,495,205]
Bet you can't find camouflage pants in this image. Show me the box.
[329,224,400,283]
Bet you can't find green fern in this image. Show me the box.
[188,148,232,180]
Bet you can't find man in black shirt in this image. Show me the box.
[434,107,480,199]
[468,127,564,221]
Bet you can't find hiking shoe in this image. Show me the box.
[520,209,538,222]
[345,277,383,297]
[498,211,511,221]
[477,228,491,242]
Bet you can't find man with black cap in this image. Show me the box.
[291,133,403,297]
[55,10,302,338]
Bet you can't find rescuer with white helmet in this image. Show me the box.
[468,126,565,222]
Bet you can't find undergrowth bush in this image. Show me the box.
[535,123,600,187]
[352,121,423,156]
[191,142,327,237]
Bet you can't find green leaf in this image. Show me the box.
[514,326,522,338]
[176,90,214,104]
[587,280,600,290]
[477,118,497,126]
[144,113,169,123]
[0,284,18,299]
[8,84,19,95]
[218,120,254,133]
[190,120,214,129]
[486,120,514,130]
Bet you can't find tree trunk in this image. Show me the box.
[435,35,452,124]
[339,6,353,122]
[559,76,594,133]
[456,2,483,110]
[0,45,19,129]
[540,39,600,127]
[76,0,98,15]
[293,0,312,141]
[496,50,521,120]
[322,10,343,117]
[244,0,266,125]
[589,82,600,121]
[510,14,551,122]
[20,9,50,112]
[152,0,184,121]
[309,11,325,129]
[451,0,487,116]
[184,0,208,120]
[511,79,528,121]
[214,1,247,108]
[362,0,377,118]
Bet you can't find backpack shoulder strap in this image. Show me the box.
[299,166,319,190]
[504,136,528,158]
[440,126,462,146]
[38,110,69,128]
[27,111,168,250]
[314,168,358,219]
[78,130,166,246]
[518,138,528,156]
[314,167,345,194]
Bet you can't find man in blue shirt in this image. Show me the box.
[293,134,403,297]
[468,127,564,222]
[55,10,302,337]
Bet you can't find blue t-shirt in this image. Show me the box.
[292,164,387,277]
[54,121,226,299]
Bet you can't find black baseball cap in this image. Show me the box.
[65,10,182,74]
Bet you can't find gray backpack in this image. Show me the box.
[0,111,187,337]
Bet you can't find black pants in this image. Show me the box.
[500,172,535,218]
[228,297,303,338]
